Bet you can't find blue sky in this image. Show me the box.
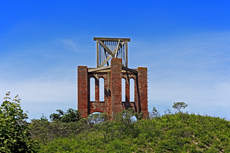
[1,1,230,120]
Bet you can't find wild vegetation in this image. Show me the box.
[0,92,39,152]
[1,93,230,152]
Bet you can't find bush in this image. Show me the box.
[0,92,39,152]
[30,117,88,144]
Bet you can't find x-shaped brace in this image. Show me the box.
[99,40,125,67]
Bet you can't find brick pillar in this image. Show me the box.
[125,77,130,102]
[105,73,111,115]
[111,58,122,117]
[78,66,88,118]
[95,77,99,103]
[137,67,149,119]
[134,78,138,112]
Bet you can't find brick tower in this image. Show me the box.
[78,37,148,119]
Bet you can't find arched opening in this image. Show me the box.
[90,77,95,101]
[122,78,126,102]
[130,78,135,102]
[99,78,104,102]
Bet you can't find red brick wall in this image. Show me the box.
[111,58,122,116]
[77,59,149,119]
[121,73,138,112]
[78,66,88,118]
[137,67,149,119]
[88,73,110,114]
[95,78,99,103]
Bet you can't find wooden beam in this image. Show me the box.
[88,66,111,72]
[125,41,128,67]
[99,55,112,68]
[114,39,121,58]
[104,49,109,66]
[96,40,99,67]
[94,37,130,42]
[98,41,114,57]
[99,42,125,68]
[122,66,137,73]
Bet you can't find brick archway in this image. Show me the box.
[78,58,148,119]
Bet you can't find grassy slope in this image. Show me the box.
[38,113,230,153]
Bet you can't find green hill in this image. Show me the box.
[34,112,230,153]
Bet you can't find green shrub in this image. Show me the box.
[30,117,88,144]
[0,92,39,152]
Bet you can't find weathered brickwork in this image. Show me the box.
[77,66,88,118]
[137,67,149,118]
[111,59,122,116]
[78,58,148,119]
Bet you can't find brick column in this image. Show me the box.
[105,73,111,115]
[125,78,130,102]
[134,78,138,112]
[78,66,88,118]
[95,77,99,103]
[111,58,122,117]
[137,67,149,119]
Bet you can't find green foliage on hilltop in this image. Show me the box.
[30,108,83,144]
[50,108,80,122]
[30,115,89,144]
[0,92,39,152]
[34,106,230,153]
[3,93,229,153]
[172,102,188,113]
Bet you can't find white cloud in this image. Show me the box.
[143,32,230,119]
[61,39,78,52]
[0,68,77,120]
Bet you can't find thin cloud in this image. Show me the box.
[61,39,78,52]
[0,76,77,119]
[142,32,230,119]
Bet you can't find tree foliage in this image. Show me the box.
[172,102,188,113]
[30,117,88,144]
[150,107,160,118]
[49,108,80,122]
[0,92,39,152]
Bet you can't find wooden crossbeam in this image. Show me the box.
[98,41,114,57]
[122,66,137,73]
[89,66,137,73]
[94,37,130,42]
[114,39,121,58]
[99,42,125,68]
[88,66,111,72]
[104,49,109,66]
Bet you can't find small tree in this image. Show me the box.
[0,92,39,152]
[50,108,80,122]
[150,107,160,118]
[172,102,188,113]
